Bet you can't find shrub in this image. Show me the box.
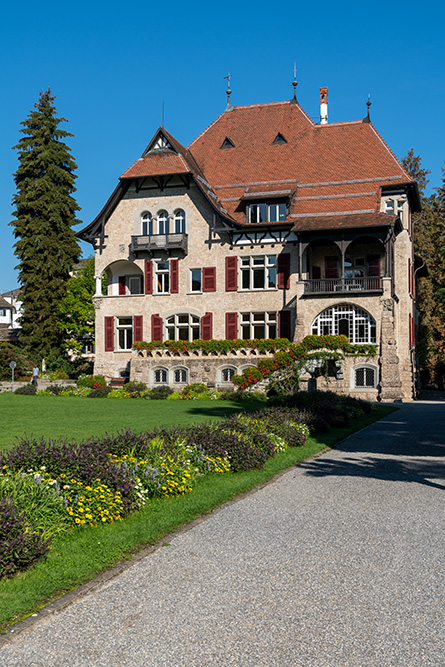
[87,387,112,398]
[77,374,106,389]
[49,370,69,381]
[47,384,67,396]
[149,386,173,400]
[123,381,148,398]
[0,470,69,535]
[181,383,207,398]
[15,383,37,395]
[0,497,53,578]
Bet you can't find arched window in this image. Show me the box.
[158,210,169,235]
[221,367,235,382]
[173,368,188,384]
[141,212,152,236]
[354,364,378,388]
[166,313,200,341]
[311,305,376,344]
[174,209,186,234]
[154,368,168,384]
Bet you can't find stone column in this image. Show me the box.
[379,297,403,401]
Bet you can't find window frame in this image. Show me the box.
[165,313,201,342]
[141,212,153,236]
[116,316,134,351]
[240,255,277,291]
[190,268,202,293]
[311,305,377,344]
[247,201,287,224]
[240,311,278,340]
[352,364,378,389]
[173,367,188,384]
[155,260,170,294]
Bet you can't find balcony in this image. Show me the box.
[303,277,383,295]
[130,233,188,255]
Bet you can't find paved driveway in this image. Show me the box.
[1,401,444,666]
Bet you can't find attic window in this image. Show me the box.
[150,133,173,151]
[272,133,287,145]
[220,137,235,149]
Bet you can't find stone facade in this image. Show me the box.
[79,95,420,402]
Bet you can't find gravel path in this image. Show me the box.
[1,401,444,666]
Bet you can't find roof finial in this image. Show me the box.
[363,93,372,123]
[223,73,233,111]
[290,62,298,104]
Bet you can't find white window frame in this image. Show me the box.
[174,209,186,234]
[166,313,201,341]
[240,255,277,291]
[158,210,170,235]
[190,268,202,293]
[155,260,170,294]
[311,305,376,344]
[116,316,134,351]
[141,212,153,236]
[247,201,286,224]
[240,311,278,340]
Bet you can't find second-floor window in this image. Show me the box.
[240,255,277,290]
[142,212,153,235]
[166,313,200,341]
[155,261,170,293]
[117,316,133,350]
[158,210,169,235]
[240,311,277,339]
[174,210,186,233]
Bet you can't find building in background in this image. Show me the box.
[0,289,22,342]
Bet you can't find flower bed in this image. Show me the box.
[0,391,371,578]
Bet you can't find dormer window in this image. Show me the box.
[382,194,406,223]
[220,137,235,149]
[272,133,287,145]
[247,201,287,223]
[151,133,173,151]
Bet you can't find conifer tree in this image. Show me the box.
[11,89,81,361]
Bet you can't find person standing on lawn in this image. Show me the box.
[32,364,39,386]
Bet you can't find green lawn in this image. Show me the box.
[0,394,266,451]
[0,399,396,633]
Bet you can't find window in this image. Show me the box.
[240,255,277,290]
[155,261,170,293]
[116,317,133,350]
[240,311,277,339]
[174,210,186,233]
[247,201,286,223]
[0,309,6,317]
[190,269,202,292]
[173,368,188,384]
[142,212,153,236]
[154,369,168,383]
[344,256,365,279]
[311,305,376,344]
[384,197,405,223]
[158,210,170,234]
[128,276,143,294]
[166,313,200,341]
[354,366,377,388]
[221,367,235,382]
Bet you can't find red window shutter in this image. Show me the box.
[367,254,380,277]
[201,312,213,340]
[225,312,238,339]
[279,310,291,340]
[325,256,339,279]
[105,316,114,351]
[225,256,238,291]
[118,276,126,295]
[134,315,143,343]
[278,253,291,289]
[151,314,163,342]
[170,259,179,293]
[145,260,153,295]
[312,266,321,279]
[202,267,216,292]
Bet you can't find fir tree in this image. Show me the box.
[11,89,81,361]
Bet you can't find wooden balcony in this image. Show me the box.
[303,276,383,295]
[130,233,188,255]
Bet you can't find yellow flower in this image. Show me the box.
[101,517,107,522]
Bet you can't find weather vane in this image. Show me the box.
[223,73,232,110]
[291,62,298,103]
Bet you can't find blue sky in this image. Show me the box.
[1,0,443,292]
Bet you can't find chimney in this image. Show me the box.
[320,86,328,124]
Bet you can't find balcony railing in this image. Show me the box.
[303,277,383,295]
[130,233,188,254]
